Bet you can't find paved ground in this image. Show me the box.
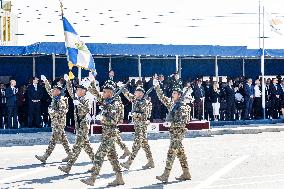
[1,130,284,188]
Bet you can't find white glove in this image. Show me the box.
[15,88,18,94]
[164,122,171,127]
[96,114,102,121]
[73,100,80,106]
[49,109,54,114]
[41,75,47,82]
[81,78,91,88]
[88,72,96,82]
[117,81,124,88]
[153,79,159,87]
[64,74,69,81]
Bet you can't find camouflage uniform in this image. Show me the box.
[61,81,95,171]
[88,82,122,175]
[155,85,191,181]
[122,88,153,162]
[35,81,71,163]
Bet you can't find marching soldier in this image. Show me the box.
[80,76,124,186]
[35,75,71,163]
[58,75,95,174]
[104,79,130,159]
[120,85,155,170]
[153,78,192,183]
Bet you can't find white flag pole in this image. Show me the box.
[261,6,266,119]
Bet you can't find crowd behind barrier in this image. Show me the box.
[0,70,284,129]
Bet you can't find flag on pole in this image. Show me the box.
[62,16,96,73]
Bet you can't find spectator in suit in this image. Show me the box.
[159,74,168,119]
[27,77,44,128]
[17,85,28,127]
[211,83,220,121]
[269,78,281,119]
[253,79,262,119]
[41,80,51,127]
[6,79,18,129]
[235,85,244,120]
[204,80,213,121]
[265,78,272,119]
[225,79,236,121]
[244,78,254,119]
[280,80,284,119]
[0,83,7,127]
[147,74,161,121]
[193,79,205,120]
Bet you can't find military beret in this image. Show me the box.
[135,86,145,93]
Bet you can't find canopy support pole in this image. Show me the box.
[242,58,245,77]
[175,55,179,73]
[215,56,218,82]
[178,57,182,78]
[52,54,56,80]
[32,56,36,77]
[138,55,141,80]
[109,56,112,71]
[78,67,82,84]
[261,5,266,119]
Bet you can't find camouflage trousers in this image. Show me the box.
[91,132,121,176]
[114,129,127,150]
[44,129,71,158]
[165,127,189,171]
[67,125,95,167]
[129,124,152,160]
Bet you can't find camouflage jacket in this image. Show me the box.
[89,81,123,135]
[44,81,68,130]
[155,85,190,128]
[122,88,152,123]
[66,81,90,131]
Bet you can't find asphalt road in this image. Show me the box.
[1,131,284,189]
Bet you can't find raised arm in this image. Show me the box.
[88,81,103,103]
[155,85,172,109]
[121,87,135,102]
[44,80,52,98]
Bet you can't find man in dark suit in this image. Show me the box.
[158,74,168,119]
[193,79,205,120]
[6,79,18,129]
[225,79,236,121]
[0,83,7,127]
[204,80,213,121]
[269,78,281,119]
[27,77,44,128]
[244,78,255,119]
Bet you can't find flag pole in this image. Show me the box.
[59,0,82,129]
[261,5,266,119]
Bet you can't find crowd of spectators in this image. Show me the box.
[0,70,284,129]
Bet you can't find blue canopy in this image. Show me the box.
[0,42,283,57]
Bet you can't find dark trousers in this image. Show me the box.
[28,102,42,128]
[18,105,28,127]
[244,98,254,119]
[226,100,235,120]
[7,106,18,128]
[270,97,281,119]
[204,101,213,121]
[253,97,262,119]
[194,100,203,120]
[0,104,6,127]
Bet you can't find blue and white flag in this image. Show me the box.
[62,17,96,72]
